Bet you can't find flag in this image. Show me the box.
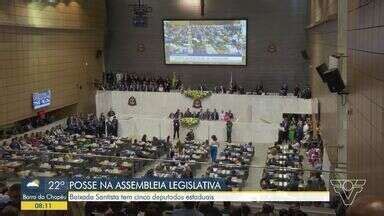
[171,72,177,88]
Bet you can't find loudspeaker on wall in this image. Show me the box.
[323,68,345,93]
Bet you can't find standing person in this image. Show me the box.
[294,84,301,97]
[112,116,118,137]
[288,121,296,143]
[277,122,285,144]
[303,120,310,135]
[173,117,180,140]
[210,135,219,162]
[0,143,9,159]
[282,117,289,143]
[98,113,106,137]
[107,108,115,118]
[280,83,288,96]
[219,110,225,121]
[175,140,184,155]
[212,109,219,120]
[106,118,113,137]
[296,120,304,142]
[226,120,233,143]
[227,110,234,120]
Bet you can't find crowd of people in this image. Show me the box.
[206,141,254,189]
[0,183,20,216]
[260,115,326,191]
[280,84,311,99]
[170,109,234,143]
[0,109,327,216]
[148,139,207,179]
[0,126,169,174]
[261,141,305,191]
[170,108,235,121]
[1,125,65,152]
[0,112,55,141]
[102,73,182,92]
[66,111,118,137]
[101,72,311,99]
[281,115,324,173]
[277,115,312,145]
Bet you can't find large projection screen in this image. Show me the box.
[163,20,247,65]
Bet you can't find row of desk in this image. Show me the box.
[148,140,209,178]
[206,143,254,190]
[0,133,170,182]
[261,144,306,190]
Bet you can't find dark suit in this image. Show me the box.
[173,119,180,139]
[212,112,219,120]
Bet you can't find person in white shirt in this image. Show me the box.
[219,110,225,121]
[303,121,309,135]
[158,84,164,92]
[292,141,300,150]
[277,123,285,144]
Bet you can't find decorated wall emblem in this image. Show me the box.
[137,43,145,53]
[128,96,137,106]
[183,90,212,108]
[192,99,202,109]
[267,43,277,53]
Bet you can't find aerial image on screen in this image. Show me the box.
[164,20,247,65]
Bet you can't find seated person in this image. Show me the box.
[255,83,264,95]
[0,143,10,158]
[279,83,288,96]
[141,134,147,142]
[9,138,21,151]
[260,177,273,189]
[107,109,116,117]
[307,172,326,190]
[258,204,275,215]
[172,202,203,216]
[294,84,301,97]
[216,85,226,94]
[185,129,195,141]
[184,108,192,118]
[238,86,246,94]
[292,140,301,150]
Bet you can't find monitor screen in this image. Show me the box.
[163,20,247,65]
[32,90,51,109]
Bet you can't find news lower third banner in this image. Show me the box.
[21,177,330,210]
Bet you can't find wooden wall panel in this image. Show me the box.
[0,0,105,29]
[347,0,384,196]
[309,0,338,25]
[106,0,309,91]
[0,0,106,126]
[308,18,339,164]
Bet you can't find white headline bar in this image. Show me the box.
[68,191,330,202]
